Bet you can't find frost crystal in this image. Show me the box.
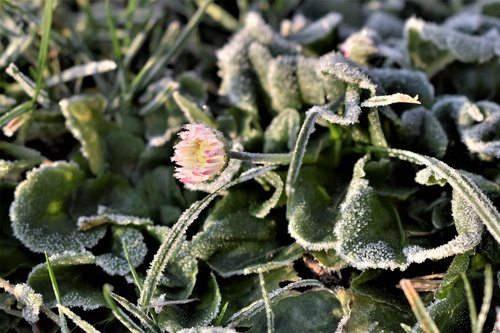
[13,283,43,323]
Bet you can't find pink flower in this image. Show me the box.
[172,124,228,184]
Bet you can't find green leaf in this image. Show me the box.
[288,13,341,51]
[220,267,299,323]
[189,190,279,277]
[243,289,343,333]
[72,173,150,218]
[334,156,406,270]
[399,107,449,158]
[10,162,106,254]
[173,91,216,127]
[405,17,500,76]
[369,68,435,108]
[104,130,145,176]
[95,227,148,276]
[412,280,470,333]
[146,226,198,300]
[28,251,105,309]
[335,287,414,333]
[226,279,324,328]
[263,109,300,153]
[435,253,471,299]
[59,95,108,175]
[158,272,221,332]
[287,166,337,250]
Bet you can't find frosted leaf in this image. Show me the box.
[263,108,300,153]
[268,55,302,111]
[433,96,500,160]
[317,53,377,95]
[335,288,414,332]
[12,283,42,323]
[59,94,108,175]
[287,166,337,250]
[241,244,303,275]
[369,68,435,107]
[460,101,500,160]
[435,252,470,299]
[10,162,106,254]
[288,13,342,46]
[173,91,216,127]
[216,12,300,113]
[411,279,469,333]
[189,190,278,277]
[405,17,500,76]
[28,251,105,310]
[78,213,153,231]
[158,273,221,332]
[235,289,343,332]
[250,171,283,219]
[365,12,404,38]
[361,93,420,108]
[248,42,274,94]
[95,227,148,276]
[146,226,198,300]
[334,153,488,270]
[296,57,328,105]
[400,107,449,158]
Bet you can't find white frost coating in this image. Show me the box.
[46,60,117,87]
[13,283,43,323]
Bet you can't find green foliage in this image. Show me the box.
[1,1,499,332]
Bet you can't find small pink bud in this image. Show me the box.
[172,124,228,184]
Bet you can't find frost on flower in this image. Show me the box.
[172,124,228,184]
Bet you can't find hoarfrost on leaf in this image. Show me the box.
[95,227,148,276]
[10,162,106,254]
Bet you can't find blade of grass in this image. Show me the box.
[476,264,493,333]
[0,101,33,128]
[400,279,439,333]
[197,0,240,31]
[56,305,100,333]
[461,273,477,333]
[103,284,145,333]
[214,302,229,326]
[258,270,274,333]
[45,252,69,333]
[128,0,212,96]
[33,0,53,105]
[122,239,143,293]
[109,291,159,333]
[124,0,137,47]
[5,64,49,107]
